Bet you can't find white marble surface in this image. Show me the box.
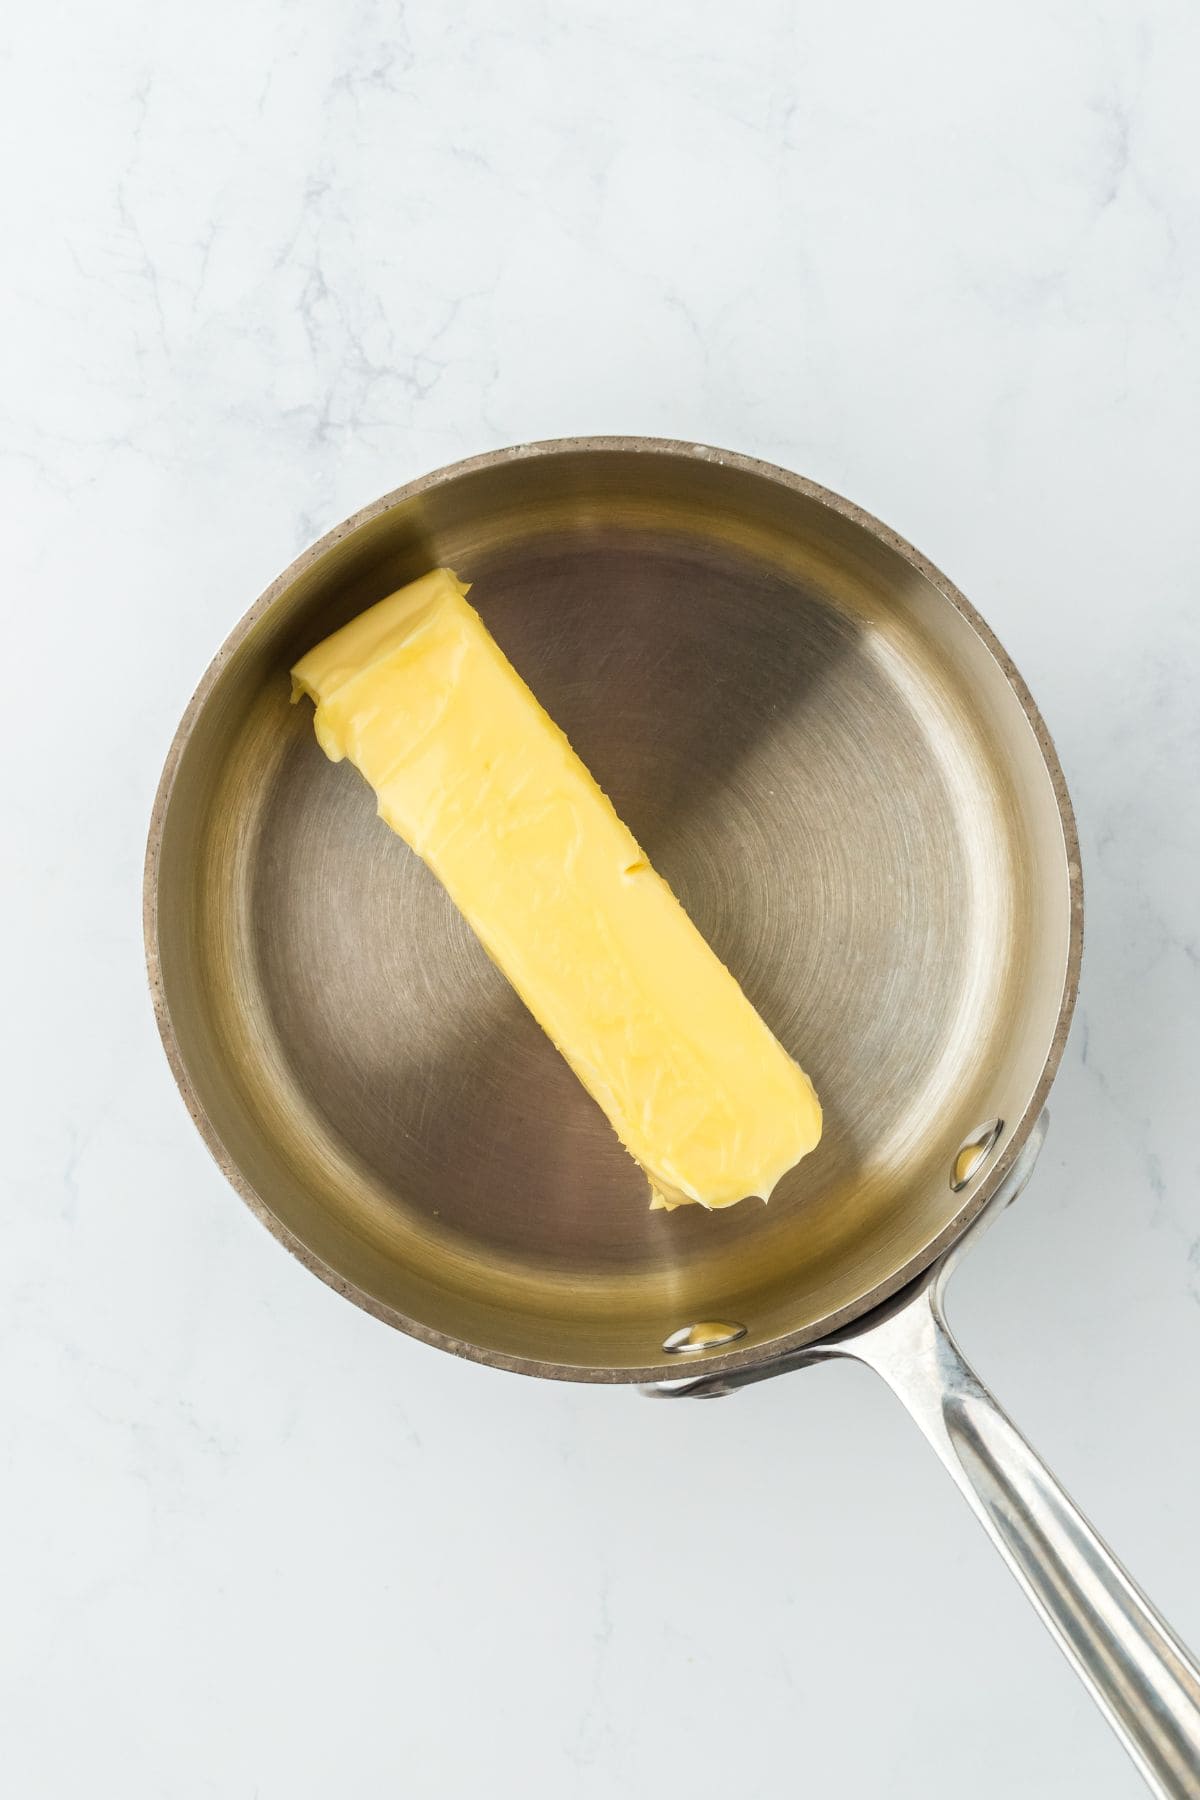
[5,2,1200,1794]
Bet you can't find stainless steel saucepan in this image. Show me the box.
[145,438,1200,1795]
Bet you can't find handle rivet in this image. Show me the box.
[951,1118,1004,1192]
[663,1320,747,1354]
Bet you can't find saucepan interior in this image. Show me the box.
[146,439,1080,1381]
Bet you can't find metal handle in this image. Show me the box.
[646,1124,1200,1793]
[834,1285,1200,1798]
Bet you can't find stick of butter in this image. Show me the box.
[291,569,821,1210]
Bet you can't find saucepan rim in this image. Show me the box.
[143,435,1084,1382]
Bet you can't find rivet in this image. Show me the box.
[951,1118,1004,1192]
[662,1320,747,1355]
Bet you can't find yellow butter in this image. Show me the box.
[292,569,821,1209]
